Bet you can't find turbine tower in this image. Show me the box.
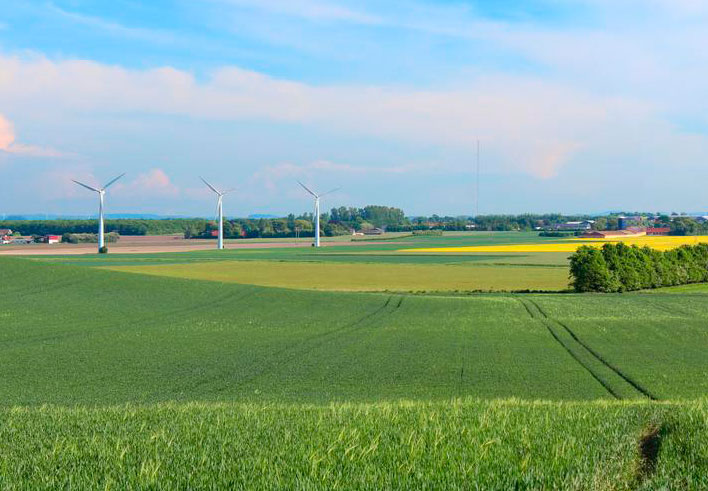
[297,181,339,247]
[201,177,234,250]
[72,173,125,253]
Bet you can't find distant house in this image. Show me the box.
[362,228,385,235]
[45,235,61,244]
[10,237,33,244]
[646,227,670,236]
[210,230,219,238]
[553,221,594,231]
[618,215,646,230]
[0,229,12,236]
[580,229,646,239]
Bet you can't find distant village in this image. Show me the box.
[2,213,708,247]
[0,229,62,245]
[547,214,708,238]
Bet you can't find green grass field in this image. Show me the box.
[2,231,708,487]
[2,400,706,489]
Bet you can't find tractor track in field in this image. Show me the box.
[201,295,406,393]
[518,298,621,399]
[518,297,656,400]
[528,299,657,400]
[190,295,402,392]
[0,279,87,299]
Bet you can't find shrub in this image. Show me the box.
[570,243,708,292]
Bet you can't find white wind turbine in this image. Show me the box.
[297,181,340,247]
[201,177,234,250]
[72,173,125,253]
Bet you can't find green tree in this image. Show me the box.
[569,246,618,292]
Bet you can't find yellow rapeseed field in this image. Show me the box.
[402,235,708,253]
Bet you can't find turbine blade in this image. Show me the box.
[297,180,317,197]
[319,186,341,197]
[72,179,100,193]
[200,176,221,195]
[102,173,126,190]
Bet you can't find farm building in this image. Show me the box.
[45,235,61,244]
[618,215,647,230]
[553,220,594,231]
[362,228,385,235]
[646,227,670,236]
[1,229,11,244]
[580,229,647,239]
[10,237,33,244]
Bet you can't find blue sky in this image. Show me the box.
[1,0,708,217]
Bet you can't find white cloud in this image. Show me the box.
[251,159,418,192]
[0,113,69,158]
[115,169,180,197]
[215,0,379,24]
[0,114,13,150]
[0,54,658,178]
[48,4,178,44]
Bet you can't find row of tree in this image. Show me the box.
[0,219,205,236]
[3,212,707,238]
[569,242,708,292]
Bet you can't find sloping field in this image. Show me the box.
[2,256,708,404]
[100,259,570,292]
[0,257,600,403]
[1,400,706,489]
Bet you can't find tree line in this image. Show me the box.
[570,242,708,292]
[0,219,206,236]
[3,211,707,238]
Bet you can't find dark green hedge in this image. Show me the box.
[569,243,708,292]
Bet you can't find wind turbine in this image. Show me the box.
[200,177,234,250]
[297,181,339,247]
[72,173,125,253]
